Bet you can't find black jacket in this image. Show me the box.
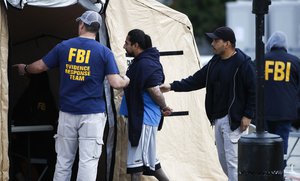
[264,47,300,121]
[171,49,256,131]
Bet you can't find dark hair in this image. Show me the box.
[128,29,152,50]
[83,22,100,33]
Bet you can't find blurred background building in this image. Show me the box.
[227,0,300,60]
[159,0,300,61]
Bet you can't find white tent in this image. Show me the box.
[0,0,226,180]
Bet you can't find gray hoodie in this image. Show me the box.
[266,31,288,53]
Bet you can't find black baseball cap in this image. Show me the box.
[205,26,236,44]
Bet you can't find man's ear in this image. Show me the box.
[133,42,139,48]
[225,41,231,48]
[79,22,84,30]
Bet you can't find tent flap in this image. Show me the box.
[0,2,9,181]
[106,0,227,180]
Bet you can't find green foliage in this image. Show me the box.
[171,0,235,39]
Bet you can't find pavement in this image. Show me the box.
[285,129,300,180]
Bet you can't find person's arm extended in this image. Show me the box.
[13,59,48,75]
[169,65,208,92]
[107,74,130,89]
[147,85,172,115]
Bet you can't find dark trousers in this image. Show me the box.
[266,120,292,167]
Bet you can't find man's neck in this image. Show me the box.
[221,49,236,60]
[134,49,144,58]
[79,32,96,40]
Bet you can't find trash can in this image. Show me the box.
[238,131,284,181]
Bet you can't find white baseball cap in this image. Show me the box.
[76,10,102,26]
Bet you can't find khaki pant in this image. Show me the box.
[214,115,248,181]
[53,111,106,181]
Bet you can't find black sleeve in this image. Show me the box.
[243,60,256,119]
[170,64,208,92]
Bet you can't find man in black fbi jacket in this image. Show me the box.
[264,31,300,167]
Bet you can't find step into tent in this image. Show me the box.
[0,0,226,180]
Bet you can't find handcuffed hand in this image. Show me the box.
[161,106,172,116]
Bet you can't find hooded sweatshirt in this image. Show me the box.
[124,47,164,146]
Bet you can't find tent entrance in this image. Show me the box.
[7,4,108,180]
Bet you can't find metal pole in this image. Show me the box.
[238,1,284,180]
[252,0,271,133]
[254,12,265,133]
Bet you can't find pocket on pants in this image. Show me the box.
[93,138,103,159]
[229,128,242,144]
[54,134,61,154]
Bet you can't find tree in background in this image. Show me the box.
[170,0,234,54]
[171,0,234,38]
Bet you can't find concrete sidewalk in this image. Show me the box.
[286,132,300,171]
[285,130,300,180]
